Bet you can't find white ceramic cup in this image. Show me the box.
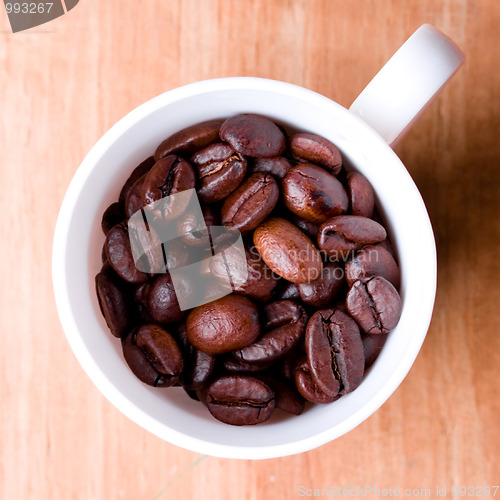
[53,24,463,459]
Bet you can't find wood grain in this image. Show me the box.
[1,1,499,499]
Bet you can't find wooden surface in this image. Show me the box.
[1,1,499,498]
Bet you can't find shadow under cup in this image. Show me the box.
[55,79,436,459]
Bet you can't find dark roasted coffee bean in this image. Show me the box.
[124,173,147,219]
[101,202,125,235]
[207,375,275,425]
[220,114,286,158]
[221,356,274,373]
[142,155,196,219]
[290,133,342,175]
[191,142,247,203]
[290,214,320,240]
[253,217,323,283]
[294,355,338,404]
[95,270,132,338]
[147,273,190,324]
[297,262,346,308]
[155,120,223,161]
[181,347,216,391]
[346,276,402,334]
[346,171,375,218]
[282,164,348,223]
[121,327,181,387]
[305,309,364,396]
[186,295,261,354]
[221,173,279,234]
[273,280,300,301]
[233,300,307,364]
[254,375,305,415]
[135,324,183,377]
[105,222,149,284]
[178,203,220,247]
[363,333,388,369]
[127,216,166,274]
[250,157,292,180]
[119,156,155,204]
[318,215,387,259]
[210,245,279,302]
[345,244,400,289]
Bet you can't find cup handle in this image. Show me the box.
[349,24,464,147]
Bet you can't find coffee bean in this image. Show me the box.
[220,114,286,158]
[290,133,342,175]
[297,262,346,308]
[191,142,247,203]
[177,203,220,248]
[345,243,400,289]
[346,276,402,334]
[186,295,261,354]
[207,375,275,425]
[273,280,300,301]
[101,202,125,235]
[346,171,375,218]
[363,333,388,369]
[105,222,149,284]
[142,155,196,219]
[294,355,339,404]
[282,164,348,223]
[221,173,279,234]
[124,173,148,219]
[210,245,279,302]
[121,326,182,387]
[305,309,364,396]
[95,270,132,338]
[253,217,323,283]
[254,375,305,415]
[232,300,307,364]
[250,157,292,180]
[143,273,186,324]
[155,120,223,161]
[119,156,155,204]
[318,215,387,259]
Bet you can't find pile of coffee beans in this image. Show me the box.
[96,114,402,426]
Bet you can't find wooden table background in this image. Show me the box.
[1,1,499,498]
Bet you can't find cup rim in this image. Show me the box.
[53,77,437,459]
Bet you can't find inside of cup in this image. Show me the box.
[58,81,436,458]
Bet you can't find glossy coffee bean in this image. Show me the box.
[181,346,216,391]
[143,273,186,324]
[101,202,125,235]
[297,262,345,307]
[186,295,261,354]
[289,214,320,240]
[346,171,375,218]
[318,215,387,259]
[124,173,147,219]
[207,375,275,425]
[95,270,132,338]
[135,324,183,377]
[191,142,247,203]
[177,204,219,248]
[154,119,223,161]
[273,280,300,301]
[105,222,149,284]
[119,156,155,204]
[282,164,348,223]
[346,276,402,334]
[127,216,166,274]
[220,114,286,158]
[290,133,342,175]
[305,309,364,396]
[232,300,307,364]
[142,155,196,219]
[254,375,305,415]
[121,326,182,387]
[294,355,338,404]
[250,157,292,180]
[345,243,400,289]
[221,173,279,234]
[210,245,279,302]
[363,333,388,369]
[222,356,274,373]
[253,217,323,283]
